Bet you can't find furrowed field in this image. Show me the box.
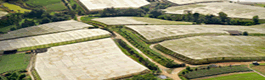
[156,36,265,64]
[164,2,265,19]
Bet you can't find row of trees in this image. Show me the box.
[0,9,76,33]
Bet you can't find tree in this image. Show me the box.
[218,12,228,23]
[40,17,51,24]
[186,66,191,71]
[72,4,77,10]
[243,31,248,36]
[21,19,36,28]
[253,15,259,24]
[149,9,162,18]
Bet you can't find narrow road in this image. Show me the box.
[27,54,36,80]
[113,32,184,80]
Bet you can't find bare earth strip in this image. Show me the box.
[164,2,265,19]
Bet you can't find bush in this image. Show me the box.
[243,31,248,36]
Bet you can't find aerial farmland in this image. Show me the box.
[126,24,265,43]
[167,0,223,5]
[92,17,192,25]
[35,38,148,80]
[80,0,150,11]
[164,2,265,19]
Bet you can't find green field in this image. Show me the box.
[203,72,265,80]
[25,0,66,11]
[0,53,31,74]
[2,3,31,13]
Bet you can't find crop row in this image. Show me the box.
[114,39,161,73]
[155,44,265,64]
[16,34,111,52]
[183,66,252,79]
[113,27,184,68]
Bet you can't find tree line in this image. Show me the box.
[0,9,76,33]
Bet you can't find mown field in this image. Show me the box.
[92,17,192,25]
[202,72,265,80]
[0,53,31,74]
[156,36,265,64]
[25,0,66,11]
[126,24,265,43]
[164,2,265,19]
[2,3,31,13]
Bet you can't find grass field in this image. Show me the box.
[2,3,31,13]
[92,17,192,25]
[0,25,16,33]
[156,36,265,64]
[164,2,265,19]
[25,0,66,11]
[203,72,265,80]
[0,53,31,74]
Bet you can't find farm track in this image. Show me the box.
[27,53,36,80]
[113,31,183,80]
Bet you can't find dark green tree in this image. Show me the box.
[40,17,51,24]
[253,15,259,24]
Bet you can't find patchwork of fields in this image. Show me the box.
[164,2,265,19]
[126,24,265,43]
[0,29,111,52]
[157,36,265,62]
[80,0,150,11]
[0,20,93,40]
[35,38,148,80]
[92,17,192,25]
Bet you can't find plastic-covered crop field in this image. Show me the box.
[0,20,93,40]
[92,17,192,25]
[80,0,150,11]
[164,2,265,19]
[35,38,148,80]
[0,29,111,52]
[156,36,265,64]
[167,0,222,5]
[126,24,265,43]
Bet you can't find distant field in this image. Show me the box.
[156,36,265,64]
[2,3,31,13]
[25,0,66,11]
[167,0,222,5]
[80,0,150,11]
[203,72,265,80]
[92,17,192,25]
[126,24,265,43]
[164,2,265,19]
[0,53,31,74]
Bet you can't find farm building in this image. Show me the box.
[35,38,149,80]
[0,29,111,54]
[0,20,93,41]
[163,2,265,19]
[80,0,150,11]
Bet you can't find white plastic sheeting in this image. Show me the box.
[126,25,265,41]
[168,0,222,4]
[0,20,93,40]
[35,38,148,80]
[0,29,110,51]
[80,0,150,11]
